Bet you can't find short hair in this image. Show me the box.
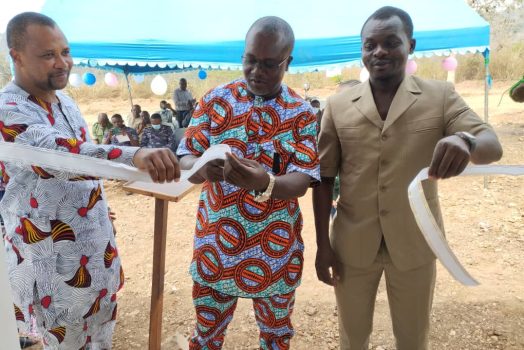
[247,16,295,54]
[6,12,57,50]
[160,100,167,104]
[179,78,187,83]
[111,113,123,120]
[150,113,162,120]
[361,6,414,39]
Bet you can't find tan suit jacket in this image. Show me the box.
[319,76,493,271]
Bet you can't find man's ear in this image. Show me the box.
[9,48,20,65]
[409,39,416,54]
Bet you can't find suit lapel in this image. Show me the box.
[352,81,384,130]
[383,76,421,131]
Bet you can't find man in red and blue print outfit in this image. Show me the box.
[177,16,320,350]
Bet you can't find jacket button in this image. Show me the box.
[379,209,389,216]
[381,134,388,141]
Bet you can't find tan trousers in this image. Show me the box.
[335,241,436,350]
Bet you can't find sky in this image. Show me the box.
[0,0,45,33]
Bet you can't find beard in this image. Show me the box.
[45,70,70,90]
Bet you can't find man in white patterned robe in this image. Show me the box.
[0,12,180,349]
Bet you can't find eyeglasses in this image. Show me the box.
[241,55,290,71]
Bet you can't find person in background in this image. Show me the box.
[126,103,142,130]
[91,112,112,144]
[310,98,322,134]
[313,6,503,350]
[1,12,180,350]
[181,101,198,128]
[136,110,151,137]
[140,113,176,152]
[509,76,524,102]
[173,78,194,128]
[158,100,176,129]
[177,16,319,349]
[104,113,139,146]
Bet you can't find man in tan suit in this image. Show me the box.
[313,6,503,350]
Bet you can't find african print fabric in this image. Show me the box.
[0,82,137,349]
[189,281,295,350]
[177,79,320,298]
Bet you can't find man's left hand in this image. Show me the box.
[428,135,470,179]
[223,152,269,191]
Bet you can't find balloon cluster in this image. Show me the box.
[68,72,97,87]
[68,69,209,94]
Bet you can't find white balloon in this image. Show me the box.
[104,72,119,87]
[151,75,168,95]
[132,74,145,84]
[359,67,369,82]
[68,73,82,87]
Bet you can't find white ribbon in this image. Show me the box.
[0,142,231,347]
[0,142,231,184]
[408,165,524,286]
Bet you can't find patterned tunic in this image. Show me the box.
[140,125,176,151]
[0,82,137,349]
[177,79,319,298]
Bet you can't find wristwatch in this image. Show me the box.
[454,131,477,152]
[254,173,276,202]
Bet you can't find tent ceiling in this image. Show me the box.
[42,0,489,73]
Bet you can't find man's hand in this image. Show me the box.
[315,244,340,286]
[428,135,470,179]
[223,152,269,191]
[133,148,180,183]
[192,159,225,183]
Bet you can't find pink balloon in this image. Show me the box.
[405,59,417,75]
[442,57,458,72]
[104,72,119,87]
[359,67,369,82]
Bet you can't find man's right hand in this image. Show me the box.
[315,244,340,286]
[133,148,180,183]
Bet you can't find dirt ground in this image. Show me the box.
[31,81,524,349]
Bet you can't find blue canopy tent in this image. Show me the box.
[41,0,491,115]
[42,0,489,72]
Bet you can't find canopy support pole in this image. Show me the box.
[124,70,134,109]
[483,49,491,189]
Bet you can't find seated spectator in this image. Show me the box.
[91,112,113,144]
[126,104,142,130]
[103,113,139,146]
[158,100,177,129]
[140,113,176,151]
[181,101,198,128]
[137,110,151,136]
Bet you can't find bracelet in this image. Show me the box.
[254,173,276,202]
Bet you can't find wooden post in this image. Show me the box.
[122,181,197,350]
[149,198,169,350]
